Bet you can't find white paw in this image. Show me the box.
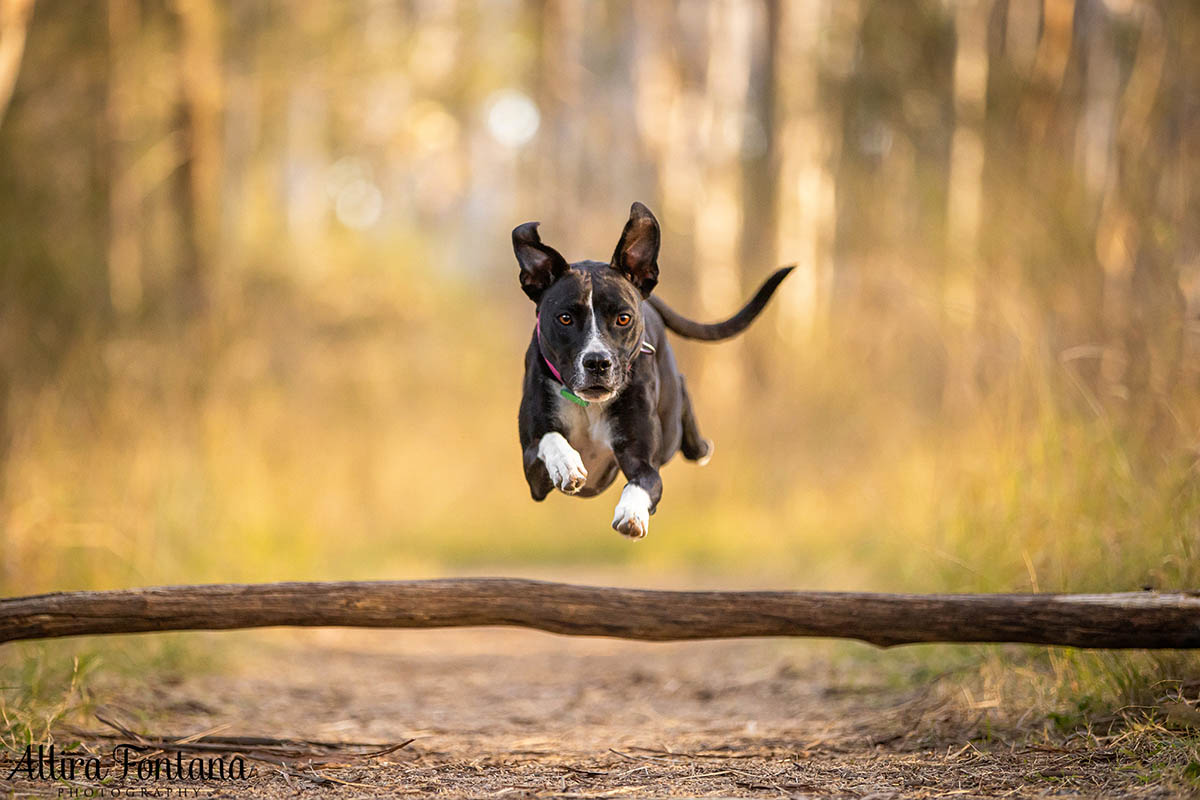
[612,484,651,539]
[538,432,588,494]
[697,438,714,467]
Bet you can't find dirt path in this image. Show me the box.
[12,627,1176,799]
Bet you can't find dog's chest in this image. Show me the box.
[555,394,616,486]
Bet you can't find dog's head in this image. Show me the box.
[513,202,661,403]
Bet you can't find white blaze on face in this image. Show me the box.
[575,282,614,387]
[612,483,651,539]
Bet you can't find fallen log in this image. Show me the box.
[1,579,1197,648]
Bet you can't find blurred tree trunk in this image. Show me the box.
[0,0,34,130]
[0,0,34,520]
[631,1,695,284]
[975,0,1034,394]
[1109,0,1196,444]
[106,0,141,315]
[740,0,778,296]
[536,0,584,253]
[693,0,753,405]
[219,0,263,292]
[771,0,838,342]
[1041,0,1106,400]
[944,0,992,410]
[740,0,781,383]
[172,0,222,320]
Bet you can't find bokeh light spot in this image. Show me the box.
[485,89,540,149]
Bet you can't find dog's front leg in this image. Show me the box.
[523,432,588,500]
[611,448,662,540]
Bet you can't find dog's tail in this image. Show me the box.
[648,266,795,341]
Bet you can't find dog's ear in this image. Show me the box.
[513,221,569,302]
[610,202,660,298]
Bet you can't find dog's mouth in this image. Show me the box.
[576,385,616,402]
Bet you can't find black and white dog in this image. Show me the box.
[514,202,793,539]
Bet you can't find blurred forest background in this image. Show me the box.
[0,0,1198,708]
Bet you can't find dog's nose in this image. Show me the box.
[583,353,612,374]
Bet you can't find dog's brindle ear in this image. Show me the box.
[513,221,570,303]
[611,202,660,298]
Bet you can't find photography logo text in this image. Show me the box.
[6,743,251,797]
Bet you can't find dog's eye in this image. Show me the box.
[615,313,632,327]
[556,313,573,326]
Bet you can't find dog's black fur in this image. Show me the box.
[515,202,793,538]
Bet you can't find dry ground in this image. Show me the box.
[2,627,1189,799]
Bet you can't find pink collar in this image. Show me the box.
[535,313,567,384]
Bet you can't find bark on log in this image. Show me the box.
[1,579,1197,648]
